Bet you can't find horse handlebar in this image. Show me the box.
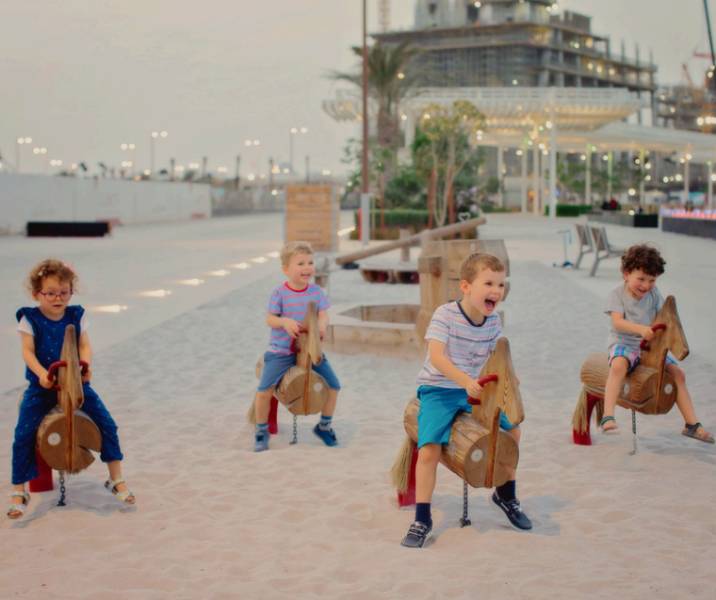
[467,374,499,405]
[47,359,90,388]
[640,323,666,350]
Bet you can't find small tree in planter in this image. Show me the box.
[412,101,485,227]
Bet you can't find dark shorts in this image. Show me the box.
[257,351,341,391]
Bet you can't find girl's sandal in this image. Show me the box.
[682,422,715,444]
[600,416,618,433]
[105,479,136,504]
[7,491,30,519]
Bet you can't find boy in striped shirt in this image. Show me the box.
[401,253,531,548]
[253,242,340,452]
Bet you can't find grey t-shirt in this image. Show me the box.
[605,284,664,351]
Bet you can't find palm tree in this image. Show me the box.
[331,42,421,153]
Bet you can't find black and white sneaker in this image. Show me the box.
[400,521,432,548]
[491,492,532,530]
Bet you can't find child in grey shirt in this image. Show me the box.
[600,244,713,443]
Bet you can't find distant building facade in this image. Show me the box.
[378,0,657,121]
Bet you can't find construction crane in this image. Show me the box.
[378,0,390,32]
[704,0,716,90]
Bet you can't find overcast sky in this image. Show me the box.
[1,1,714,177]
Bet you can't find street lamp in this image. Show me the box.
[149,130,168,177]
[289,127,308,174]
[15,136,32,173]
[32,146,48,173]
[120,143,136,176]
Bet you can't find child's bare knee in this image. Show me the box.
[256,388,274,402]
[418,444,441,465]
[508,426,521,444]
[667,364,686,384]
[609,358,629,377]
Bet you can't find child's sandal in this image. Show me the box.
[7,491,30,519]
[599,416,618,433]
[104,479,136,504]
[682,422,715,444]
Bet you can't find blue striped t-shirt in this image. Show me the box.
[416,301,502,389]
[267,282,330,354]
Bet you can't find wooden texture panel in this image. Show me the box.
[285,185,338,252]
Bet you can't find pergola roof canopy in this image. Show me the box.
[406,87,716,162]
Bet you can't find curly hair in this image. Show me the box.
[460,252,505,283]
[620,244,665,277]
[26,259,78,295]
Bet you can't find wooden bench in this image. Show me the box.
[589,225,624,277]
[574,223,594,269]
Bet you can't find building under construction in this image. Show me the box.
[375,0,657,119]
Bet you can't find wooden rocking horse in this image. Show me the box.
[248,301,329,444]
[29,325,102,505]
[391,338,524,526]
[572,295,689,446]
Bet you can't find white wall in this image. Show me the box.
[0,174,211,234]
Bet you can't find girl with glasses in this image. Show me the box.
[7,259,135,519]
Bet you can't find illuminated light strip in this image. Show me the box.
[207,269,230,277]
[177,278,205,286]
[139,289,172,298]
[338,226,355,237]
[251,256,268,263]
[267,251,280,258]
[232,262,250,270]
[89,304,129,314]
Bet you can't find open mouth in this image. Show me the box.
[484,299,497,311]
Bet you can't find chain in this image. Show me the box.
[57,471,67,506]
[290,415,298,445]
[630,409,638,456]
[459,480,471,527]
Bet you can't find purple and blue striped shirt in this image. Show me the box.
[416,301,502,389]
[267,282,329,355]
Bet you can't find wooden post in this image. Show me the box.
[399,228,410,262]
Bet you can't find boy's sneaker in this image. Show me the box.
[254,432,269,452]
[491,492,532,530]
[400,521,432,548]
[313,424,338,447]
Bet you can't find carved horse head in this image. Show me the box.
[639,295,689,370]
[471,337,524,430]
[296,301,322,367]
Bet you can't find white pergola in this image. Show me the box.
[323,86,716,215]
[403,87,716,215]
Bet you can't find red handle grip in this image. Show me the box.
[640,323,666,350]
[46,360,67,382]
[79,360,90,376]
[467,374,499,405]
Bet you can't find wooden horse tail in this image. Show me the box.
[571,387,589,434]
[390,436,416,493]
[572,386,604,434]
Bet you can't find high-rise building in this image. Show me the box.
[379,0,657,117]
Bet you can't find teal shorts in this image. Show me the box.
[416,385,515,448]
